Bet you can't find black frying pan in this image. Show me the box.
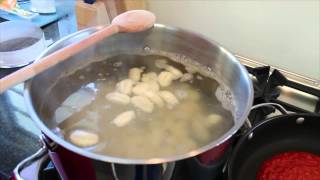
[227,113,320,180]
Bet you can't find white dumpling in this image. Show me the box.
[69,129,99,147]
[141,72,158,82]
[185,65,197,74]
[132,83,149,95]
[111,110,136,127]
[105,92,130,105]
[175,89,200,101]
[132,82,159,95]
[180,73,193,82]
[145,91,164,107]
[165,65,183,80]
[131,96,154,113]
[158,71,174,87]
[207,114,223,126]
[155,59,168,69]
[191,121,210,142]
[116,79,134,95]
[174,101,202,120]
[129,67,143,81]
[159,91,179,108]
[148,81,160,92]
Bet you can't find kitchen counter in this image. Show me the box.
[0,16,76,177]
[0,83,41,175]
[0,0,75,27]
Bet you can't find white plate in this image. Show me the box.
[0,21,46,68]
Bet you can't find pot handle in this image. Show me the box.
[13,136,48,180]
[250,102,288,115]
[240,103,288,135]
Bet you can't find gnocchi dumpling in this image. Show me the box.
[112,110,136,127]
[141,72,158,82]
[116,79,134,95]
[185,65,197,74]
[131,96,154,113]
[132,82,159,95]
[174,84,201,101]
[173,101,202,121]
[159,91,179,108]
[105,92,130,105]
[207,114,223,126]
[145,91,164,107]
[69,129,99,147]
[191,121,210,142]
[158,71,174,87]
[180,73,193,82]
[155,59,168,69]
[129,67,143,81]
[165,65,183,80]
[148,81,160,92]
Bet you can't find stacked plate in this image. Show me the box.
[0,21,46,68]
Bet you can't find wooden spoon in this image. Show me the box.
[0,10,156,93]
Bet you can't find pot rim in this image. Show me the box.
[24,24,254,164]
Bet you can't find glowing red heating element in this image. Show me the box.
[257,152,320,180]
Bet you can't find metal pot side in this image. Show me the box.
[24,24,253,164]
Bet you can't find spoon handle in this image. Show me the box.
[0,24,119,94]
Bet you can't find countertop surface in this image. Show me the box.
[0,0,75,27]
[0,16,75,176]
[0,83,41,175]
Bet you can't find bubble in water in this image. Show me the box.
[52,127,64,137]
[79,75,85,80]
[97,78,107,81]
[113,61,123,67]
[144,46,151,52]
[103,104,111,109]
[85,67,92,72]
[215,85,235,115]
[196,75,203,80]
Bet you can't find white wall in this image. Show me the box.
[147,0,320,80]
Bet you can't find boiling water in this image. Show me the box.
[50,54,234,159]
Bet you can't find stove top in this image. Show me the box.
[0,55,319,180]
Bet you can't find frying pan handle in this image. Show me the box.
[250,102,288,115]
[13,136,48,180]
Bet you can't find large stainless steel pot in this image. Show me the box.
[17,24,253,179]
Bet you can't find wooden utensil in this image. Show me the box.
[0,10,156,93]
